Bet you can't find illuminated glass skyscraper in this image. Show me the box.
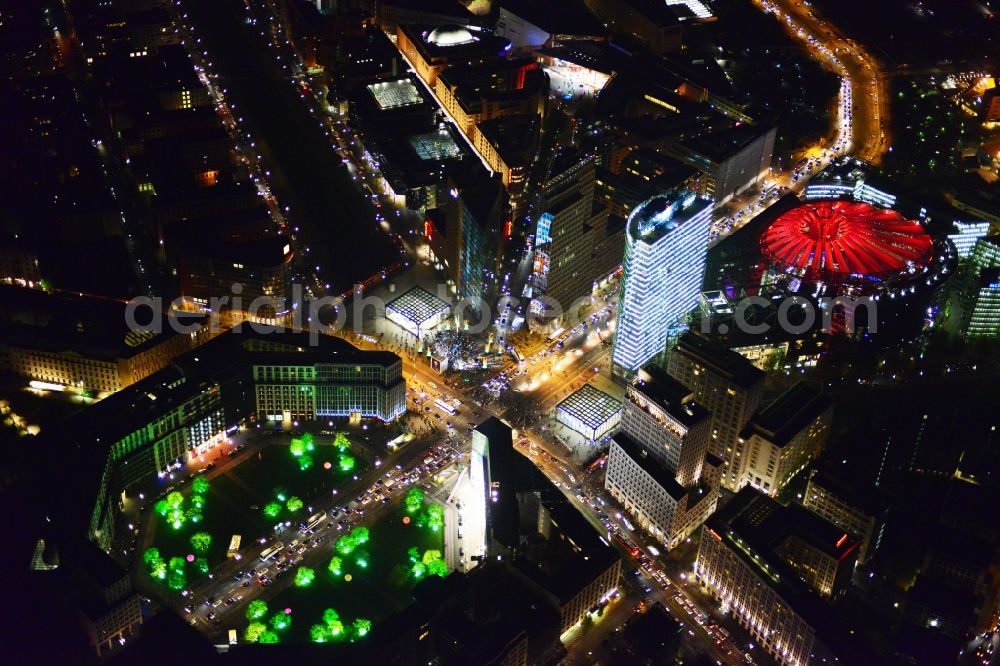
[612,190,713,379]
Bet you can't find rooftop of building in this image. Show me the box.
[976,266,1000,289]
[475,114,539,168]
[0,285,200,362]
[620,602,682,660]
[385,286,452,325]
[631,365,709,428]
[399,24,511,60]
[706,488,874,661]
[382,0,478,22]
[367,77,424,110]
[556,383,623,430]
[614,0,681,27]
[740,381,832,446]
[437,57,546,113]
[807,462,890,517]
[475,418,620,601]
[681,120,776,164]
[611,433,688,501]
[499,0,606,37]
[179,232,293,269]
[408,126,464,161]
[625,188,712,245]
[673,331,766,390]
[906,576,977,622]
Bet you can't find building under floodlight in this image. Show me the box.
[385,286,452,337]
[556,383,622,442]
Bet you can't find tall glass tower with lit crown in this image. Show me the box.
[612,190,714,379]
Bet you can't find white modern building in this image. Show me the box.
[555,383,622,442]
[604,366,721,550]
[385,286,452,338]
[612,190,713,379]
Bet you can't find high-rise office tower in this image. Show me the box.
[612,190,713,379]
[530,153,623,327]
[666,332,765,490]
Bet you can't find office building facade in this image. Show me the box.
[605,366,720,549]
[612,190,713,378]
[738,382,833,496]
[531,154,623,327]
[802,466,888,566]
[964,267,1000,338]
[666,332,765,490]
[695,488,865,666]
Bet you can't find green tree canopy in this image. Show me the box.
[404,488,424,513]
[192,476,209,495]
[190,532,212,553]
[353,618,372,638]
[270,611,291,632]
[286,496,304,512]
[244,621,267,643]
[246,599,268,621]
[295,566,315,587]
[310,624,330,643]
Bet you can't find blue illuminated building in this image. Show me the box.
[612,190,713,379]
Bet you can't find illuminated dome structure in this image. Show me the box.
[426,25,477,47]
[760,200,935,292]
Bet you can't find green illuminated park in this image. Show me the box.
[240,491,447,645]
[142,433,367,592]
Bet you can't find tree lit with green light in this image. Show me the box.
[310,624,330,642]
[295,566,315,587]
[286,496,304,512]
[151,559,167,579]
[338,452,355,472]
[426,504,444,532]
[327,556,342,576]
[269,611,291,632]
[190,532,212,553]
[335,526,369,556]
[154,500,168,517]
[263,502,282,519]
[404,488,423,513]
[192,476,209,495]
[166,556,187,590]
[408,548,447,580]
[246,599,268,621]
[167,568,186,591]
[143,548,160,566]
[258,630,279,644]
[244,621,267,642]
[298,454,314,471]
[195,557,210,575]
[333,432,350,450]
[353,618,372,638]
